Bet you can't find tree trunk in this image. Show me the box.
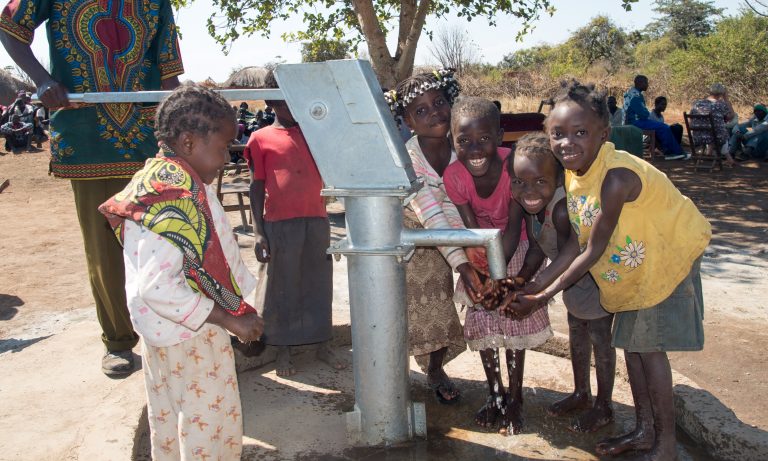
[352,0,397,88]
[351,0,430,87]
[395,0,431,83]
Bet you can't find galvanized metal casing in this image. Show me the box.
[274,60,417,194]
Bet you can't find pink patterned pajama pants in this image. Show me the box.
[141,324,243,460]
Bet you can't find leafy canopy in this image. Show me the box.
[644,0,724,48]
[171,0,639,53]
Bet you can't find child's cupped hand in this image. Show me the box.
[457,262,485,304]
[520,280,542,295]
[499,292,543,320]
[229,313,265,343]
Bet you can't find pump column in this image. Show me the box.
[340,194,419,445]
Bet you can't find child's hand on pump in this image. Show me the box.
[465,247,489,275]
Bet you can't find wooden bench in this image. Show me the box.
[499,113,546,149]
[216,162,252,233]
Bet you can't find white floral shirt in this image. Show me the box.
[122,185,256,347]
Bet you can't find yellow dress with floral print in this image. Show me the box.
[565,142,711,312]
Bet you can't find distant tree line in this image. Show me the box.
[491,0,766,107]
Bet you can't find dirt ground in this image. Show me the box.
[0,141,766,436]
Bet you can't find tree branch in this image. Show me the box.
[396,0,431,79]
[398,0,417,58]
[744,0,768,17]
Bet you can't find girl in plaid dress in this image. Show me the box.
[444,97,552,435]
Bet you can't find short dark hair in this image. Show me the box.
[508,132,563,181]
[548,79,609,128]
[654,96,667,105]
[451,96,500,132]
[155,83,235,145]
[634,75,648,86]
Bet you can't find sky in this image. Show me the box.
[1,0,740,83]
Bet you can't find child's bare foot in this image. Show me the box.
[315,342,348,371]
[499,398,523,436]
[595,429,654,457]
[569,400,613,433]
[475,395,504,429]
[547,391,591,417]
[276,346,297,377]
[427,368,460,404]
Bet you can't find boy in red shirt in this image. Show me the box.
[244,70,347,376]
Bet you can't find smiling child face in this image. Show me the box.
[452,113,503,177]
[546,101,609,176]
[509,154,560,215]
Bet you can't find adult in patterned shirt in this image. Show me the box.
[1,0,184,376]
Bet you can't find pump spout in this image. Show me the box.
[401,228,506,280]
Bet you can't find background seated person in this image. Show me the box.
[7,93,34,125]
[1,114,33,152]
[32,102,48,148]
[624,75,686,160]
[690,83,737,167]
[608,96,624,127]
[729,104,768,161]
[649,96,683,145]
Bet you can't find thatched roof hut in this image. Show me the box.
[222,66,269,89]
[0,69,34,106]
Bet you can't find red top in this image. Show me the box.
[243,126,326,222]
[443,147,527,241]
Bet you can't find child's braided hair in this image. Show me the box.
[383,68,461,118]
[549,79,609,128]
[508,132,563,182]
[155,82,236,147]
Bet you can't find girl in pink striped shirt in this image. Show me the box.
[385,70,484,405]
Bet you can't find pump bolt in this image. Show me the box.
[310,102,328,120]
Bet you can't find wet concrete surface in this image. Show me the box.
[227,345,713,461]
[132,204,720,460]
